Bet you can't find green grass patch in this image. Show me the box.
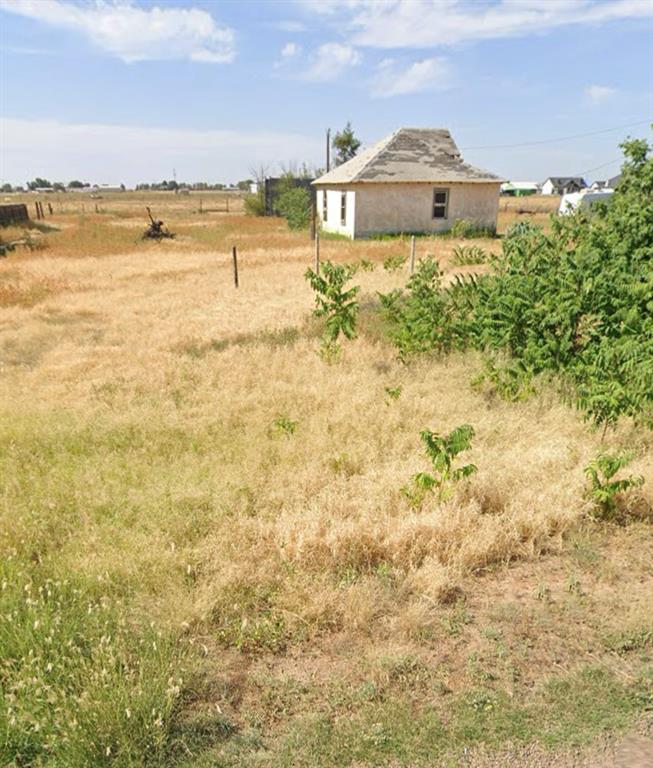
[0,561,183,767]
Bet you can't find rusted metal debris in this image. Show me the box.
[143,207,175,240]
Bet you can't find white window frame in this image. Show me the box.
[340,191,347,226]
[322,189,328,222]
[432,188,449,219]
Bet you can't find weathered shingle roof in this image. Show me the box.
[313,128,502,185]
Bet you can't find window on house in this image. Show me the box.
[340,191,347,226]
[322,190,328,222]
[433,188,449,219]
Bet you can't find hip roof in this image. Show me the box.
[314,128,502,185]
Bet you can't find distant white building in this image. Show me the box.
[541,176,587,195]
[83,184,125,193]
[312,127,503,239]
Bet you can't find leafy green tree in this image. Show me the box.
[67,180,84,189]
[27,178,52,190]
[332,122,361,166]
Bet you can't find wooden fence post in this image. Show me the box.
[409,235,416,274]
[309,201,316,241]
[48,203,53,215]
[314,232,320,275]
[232,245,239,288]
[34,202,40,220]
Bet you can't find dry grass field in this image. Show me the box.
[1,193,651,767]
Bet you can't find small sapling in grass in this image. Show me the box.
[272,415,298,437]
[403,424,477,507]
[383,254,407,273]
[450,244,487,266]
[584,451,644,520]
[358,258,376,272]
[305,260,360,361]
[385,386,402,402]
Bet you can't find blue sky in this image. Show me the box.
[1,0,652,186]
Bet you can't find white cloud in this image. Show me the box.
[0,117,324,185]
[304,42,361,81]
[585,84,617,105]
[371,56,450,97]
[302,0,652,48]
[0,0,236,63]
[274,41,302,69]
[281,42,301,59]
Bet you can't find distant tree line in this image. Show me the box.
[134,180,253,191]
[0,179,251,193]
[2,123,363,197]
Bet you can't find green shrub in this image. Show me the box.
[584,452,644,520]
[277,187,311,230]
[379,257,466,359]
[380,132,653,429]
[451,244,487,265]
[450,219,496,239]
[244,192,265,216]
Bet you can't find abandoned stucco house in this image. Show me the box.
[312,128,502,239]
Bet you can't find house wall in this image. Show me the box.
[541,180,556,195]
[317,188,356,237]
[349,182,500,237]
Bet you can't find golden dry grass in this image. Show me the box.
[1,194,651,766]
[2,198,649,636]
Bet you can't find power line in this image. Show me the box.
[575,157,622,178]
[461,119,651,151]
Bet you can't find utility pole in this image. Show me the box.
[326,128,331,172]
